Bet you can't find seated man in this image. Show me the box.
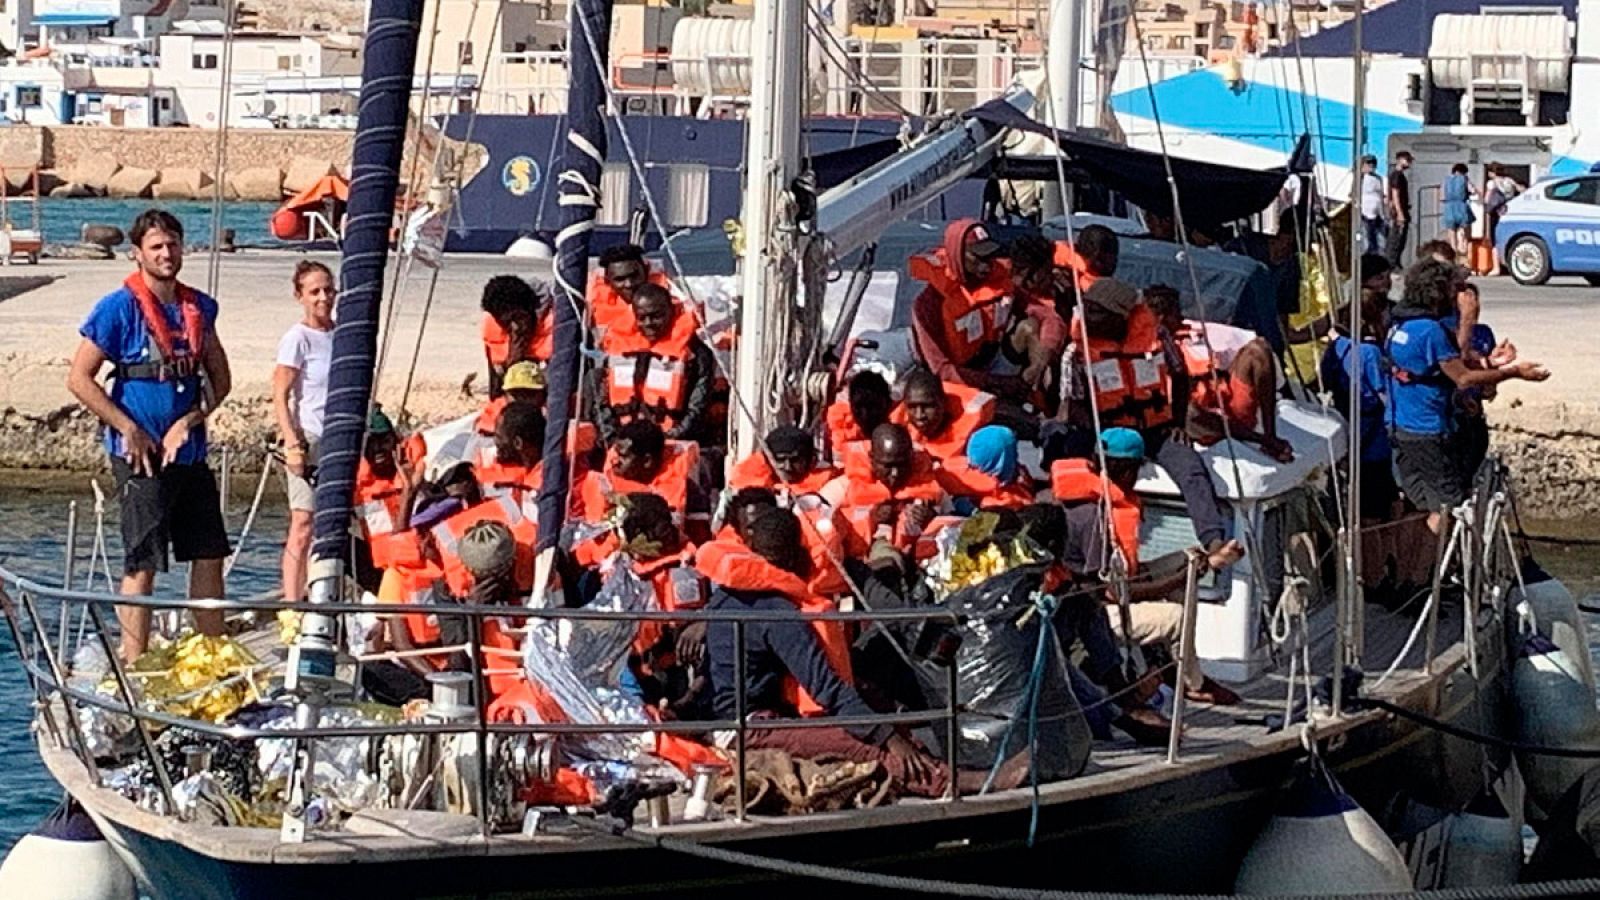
[891,367,995,465]
[729,424,836,495]
[1053,429,1243,705]
[592,284,715,445]
[354,409,420,584]
[589,243,673,339]
[825,369,893,462]
[704,507,973,796]
[826,423,948,557]
[1006,233,1071,393]
[474,360,547,456]
[937,425,1036,512]
[603,493,706,716]
[908,219,1022,396]
[576,419,703,546]
[1057,276,1230,555]
[1143,284,1292,462]
[477,400,546,518]
[480,275,552,398]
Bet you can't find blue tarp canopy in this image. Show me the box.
[34,13,116,25]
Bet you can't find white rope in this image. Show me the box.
[225,452,276,578]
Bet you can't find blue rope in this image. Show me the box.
[980,592,1059,847]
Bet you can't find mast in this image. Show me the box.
[733,0,806,459]
[1337,0,1367,713]
[300,0,423,659]
[1042,0,1082,218]
[540,0,613,550]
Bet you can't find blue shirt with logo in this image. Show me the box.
[79,285,219,466]
[1385,317,1458,436]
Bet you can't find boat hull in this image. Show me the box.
[65,620,1511,900]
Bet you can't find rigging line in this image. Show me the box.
[1125,7,1272,602]
[806,5,918,121]
[204,0,239,298]
[373,0,451,386]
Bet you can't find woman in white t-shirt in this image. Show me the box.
[272,260,334,602]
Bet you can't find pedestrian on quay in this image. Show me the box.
[1385,151,1413,268]
[272,260,334,606]
[1482,163,1524,267]
[1439,162,1477,258]
[1359,154,1386,254]
[66,208,233,662]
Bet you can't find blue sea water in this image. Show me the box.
[18,199,284,248]
[0,486,287,854]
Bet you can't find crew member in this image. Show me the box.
[590,243,672,338]
[480,274,552,398]
[67,208,231,661]
[908,219,1019,394]
[1321,255,1398,522]
[891,367,995,465]
[592,284,715,445]
[1386,259,1547,534]
[828,423,947,556]
[825,369,893,462]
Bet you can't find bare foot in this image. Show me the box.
[1206,539,1245,571]
[1184,676,1242,706]
[1114,707,1173,747]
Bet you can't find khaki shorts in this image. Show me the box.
[284,437,320,513]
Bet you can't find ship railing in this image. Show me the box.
[0,563,1010,837]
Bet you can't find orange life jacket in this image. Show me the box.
[890,381,995,464]
[480,306,554,368]
[375,562,454,669]
[789,493,852,597]
[429,494,538,596]
[625,547,703,667]
[354,457,410,568]
[696,537,854,717]
[1050,458,1143,574]
[1052,242,1099,294]
[836,442,947,554]
[824,399,868,459]
[578,440,699,525]
[587,267,674,339]
[727,451,836,495]
[908,220,1015,368]
[1073,302,1174,431]
[477,459,543,522]
[600,307,699,428]
[934,457,1036,509]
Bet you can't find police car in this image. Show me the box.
[1496,172,1600,286]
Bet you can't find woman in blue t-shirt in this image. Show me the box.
[1440,163,1476,258]
[1385,260,1547,534]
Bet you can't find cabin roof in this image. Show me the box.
[1266,0,1577,58]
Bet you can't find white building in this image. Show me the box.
[6,0,226,51]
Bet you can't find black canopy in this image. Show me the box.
[969,98,1312,231]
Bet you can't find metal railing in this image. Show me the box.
[0,562,973,839]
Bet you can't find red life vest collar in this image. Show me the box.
[124,270,205,375]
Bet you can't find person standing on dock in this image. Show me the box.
[66,209,232,662]
[273,260,334,609]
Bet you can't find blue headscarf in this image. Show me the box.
[965,425,1018,482]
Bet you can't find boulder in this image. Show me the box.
[228,166,282,202]
[282,156,336,195]
[80,224,125,248]
[106,166,157,199]
[2,168,57,196]
[43,242,114,261]
[151,167,212,201]
[70,153,120,193]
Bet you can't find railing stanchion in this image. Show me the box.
[733,619,747,822]
[1167,553,1202,765]
[57,501,78,667]
[945,642,960,801]
[80,596,175,811]
[1424,506,1453,675]
[469,613,492,838]
[0,586,97,782]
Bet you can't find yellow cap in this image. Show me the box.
[503,360,546,392]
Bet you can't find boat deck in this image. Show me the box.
[40,596,1470,864]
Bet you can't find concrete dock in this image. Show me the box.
[0,250,1592,518]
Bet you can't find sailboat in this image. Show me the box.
[0,0,1587,895]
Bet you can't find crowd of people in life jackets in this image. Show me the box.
[316,211,1548,801]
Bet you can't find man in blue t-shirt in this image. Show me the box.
[66,209,233,661]
[1385,259,1546,534]
[1321,254,1397,522]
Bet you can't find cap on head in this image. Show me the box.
[502,360,546,392]
[963,223,1001,260]
[459,520,516,578]
[1084,278,1140,317]
[368,408,395,435]
[1101,427,1146,461]
[765,424,813,458]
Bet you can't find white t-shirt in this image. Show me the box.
[1360,172,1385,219]
[276,322,332,439]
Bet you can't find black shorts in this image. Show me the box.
[1358,456,1400,521]
[112,457,232,575]
[1391,430,1467,512]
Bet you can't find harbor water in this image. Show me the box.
[16,199,283,248]
[0,486,1595,856]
